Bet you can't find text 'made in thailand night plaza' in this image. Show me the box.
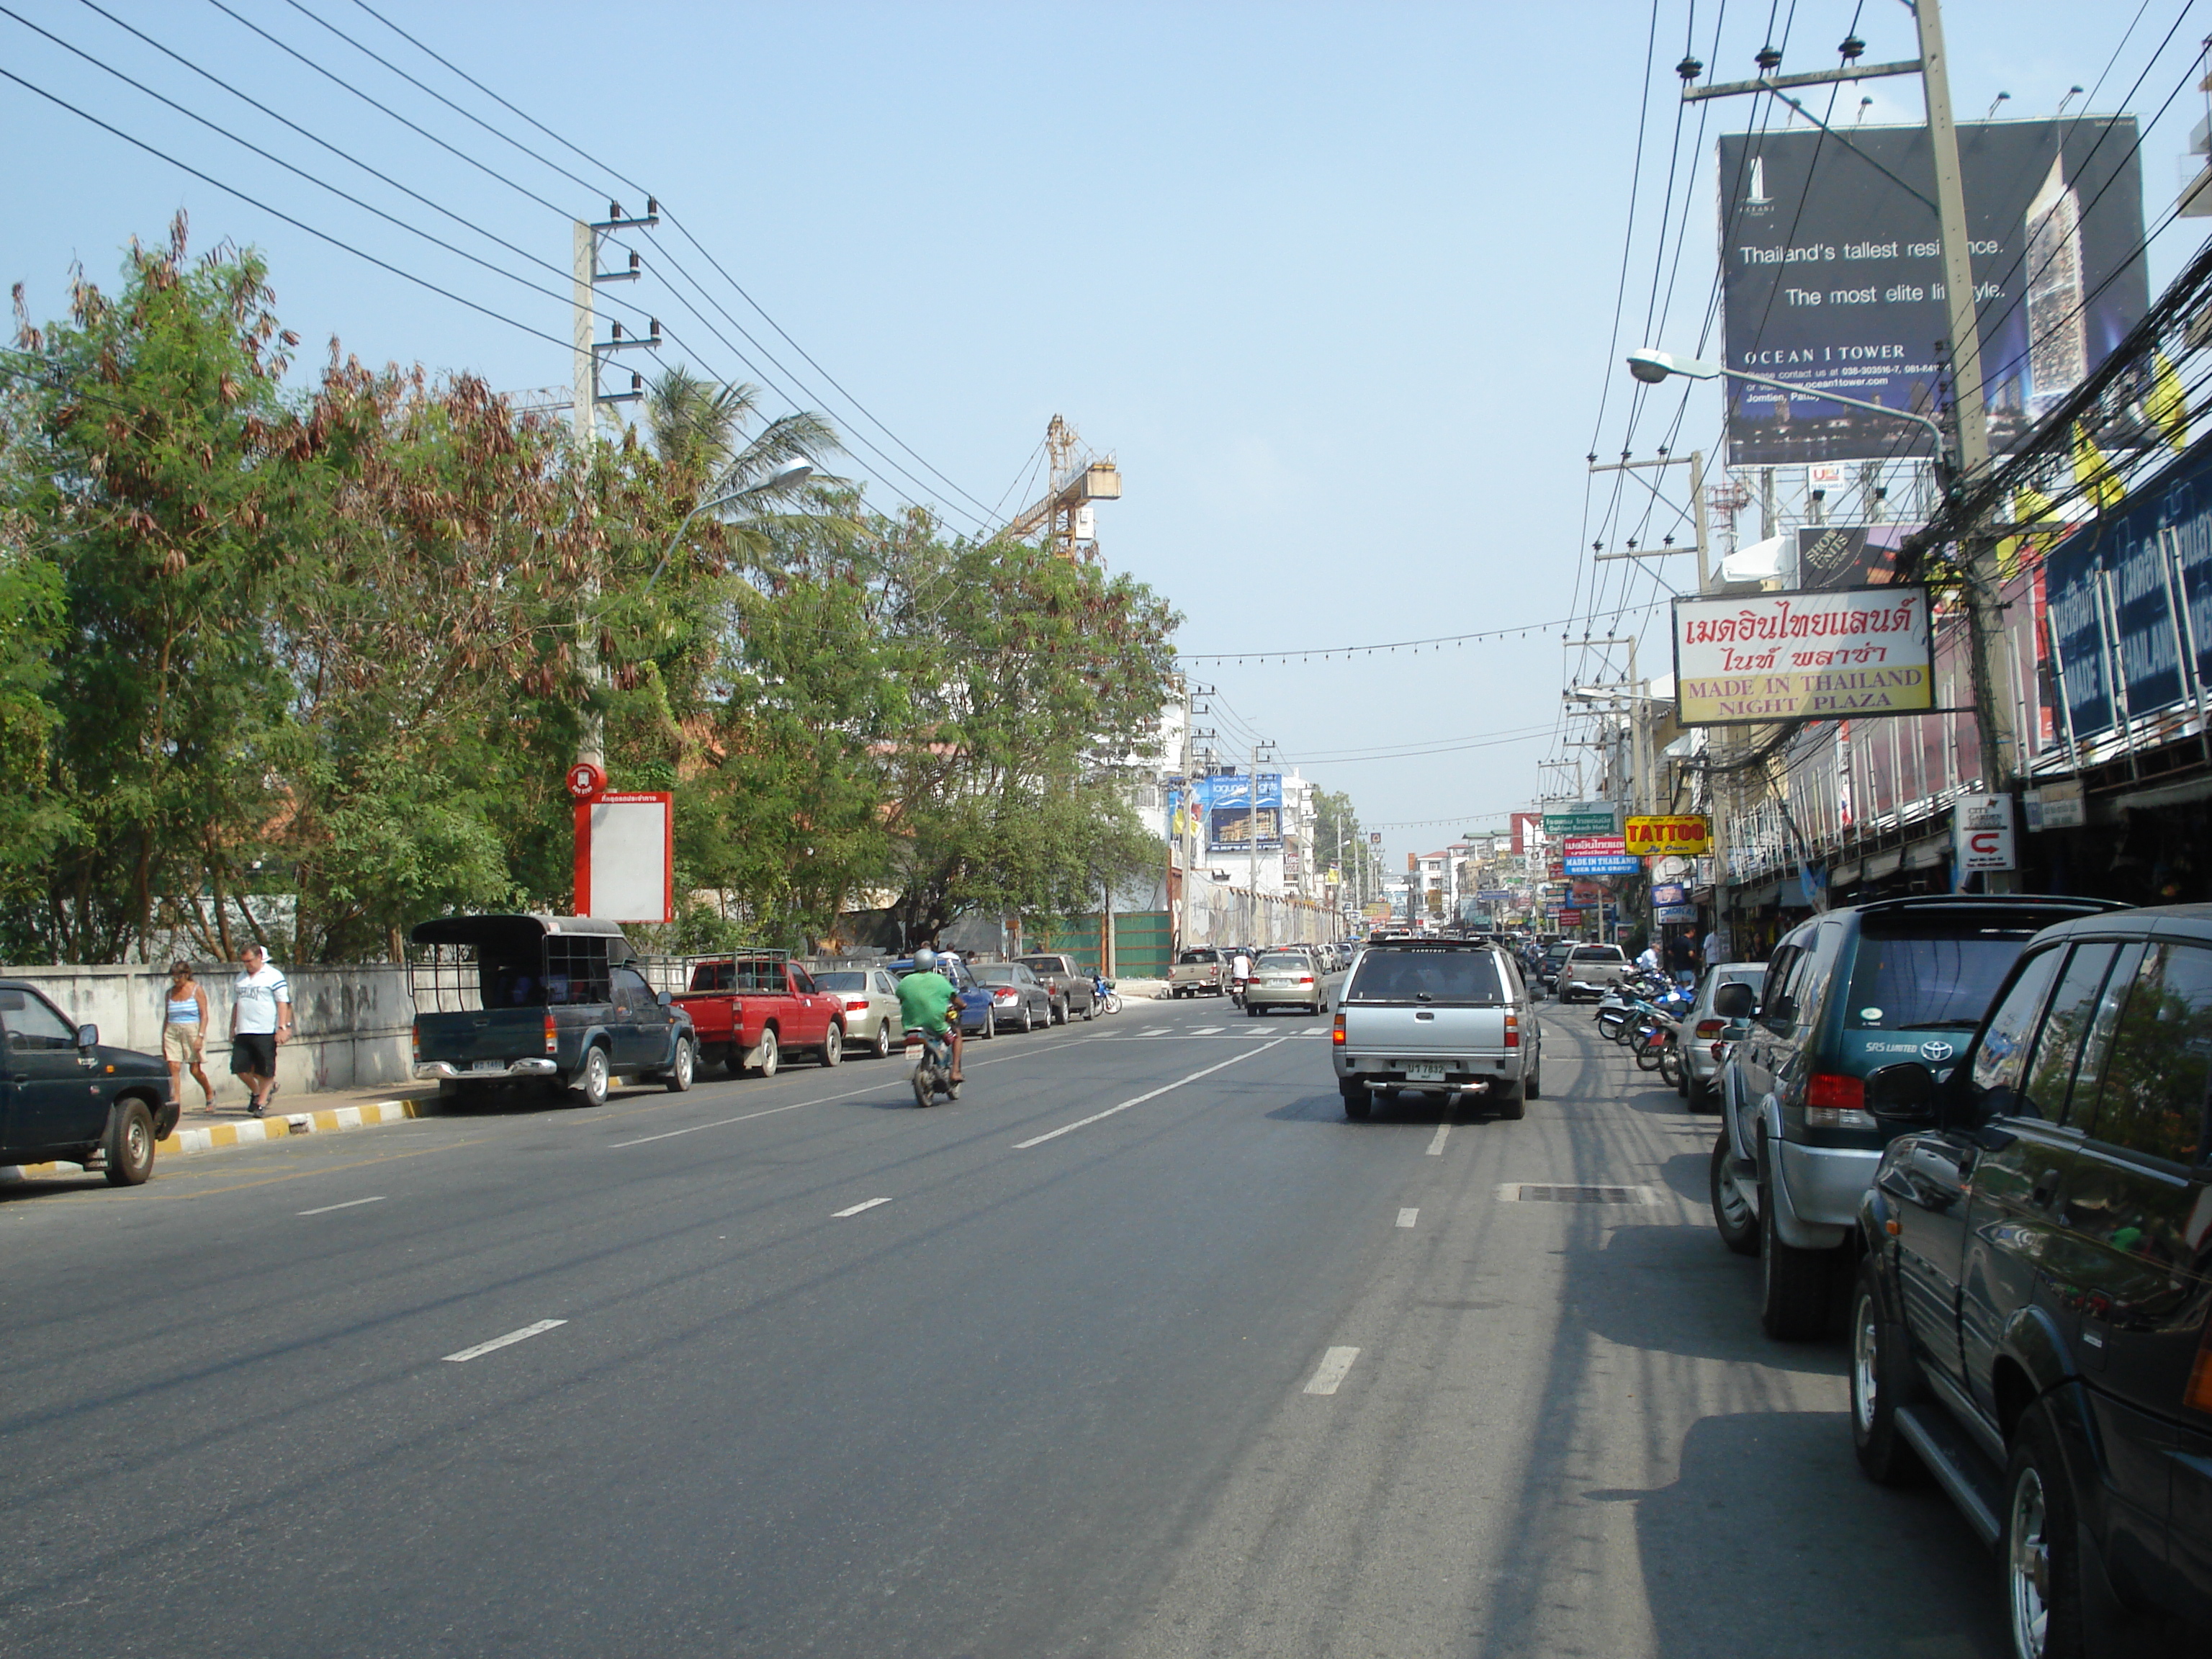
[1671,585,1934,727]
[1717,120,2146,467]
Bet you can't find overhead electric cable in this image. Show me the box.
[0,65,571,353]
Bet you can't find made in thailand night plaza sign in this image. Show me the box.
[1671,585,1934,725]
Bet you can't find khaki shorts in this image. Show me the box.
[162,1023,204,1063]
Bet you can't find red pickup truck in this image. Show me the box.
[665,954,846,1077]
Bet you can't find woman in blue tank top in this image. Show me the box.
[161,961,216,1112]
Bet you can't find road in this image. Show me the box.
[2,990,2010,1657]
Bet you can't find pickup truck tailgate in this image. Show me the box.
[1341,1005,1506,1058]
[415,1009,549,1064]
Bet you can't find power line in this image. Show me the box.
[0,64,572,354]
[1179,597,1670,666]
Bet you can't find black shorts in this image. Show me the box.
[230,1033,277,1076]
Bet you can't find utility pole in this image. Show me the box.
[571,200,660,773]
[1588,450,1712,590]
[1681,0,2013,790]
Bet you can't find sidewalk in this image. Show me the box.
[2,1076,444,1182]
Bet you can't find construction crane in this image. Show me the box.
[1005,414,1122,560]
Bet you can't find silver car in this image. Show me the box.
[970,963,1056,1032]
[1244,948,1329,1017]
[1677,961,1766,1106]
[814,967,906,1060]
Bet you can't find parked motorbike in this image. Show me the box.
[906,1026,961,1107]
[1094,976,1122,1015]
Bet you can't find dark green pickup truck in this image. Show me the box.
[409,914,697,1107]
[1,979,176,1184]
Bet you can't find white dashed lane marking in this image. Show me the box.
[1397,1208,1419,1228]
[832,1197,892,1218]
[1426,1125,1450,1156]
[297,1195,385,1216]
[1303,1346,1361,1395]
[443,1320,567,1363]
[1014,1040,1290,1148]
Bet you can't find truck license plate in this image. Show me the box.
[1404,1063,1445,1082]
[470,1059,504,1073]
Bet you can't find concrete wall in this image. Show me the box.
[1,962,415,1102]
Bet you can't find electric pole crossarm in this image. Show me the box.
[1683,59,1923,101]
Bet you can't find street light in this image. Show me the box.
[642,454,817,595]
[1624,346,1953,475]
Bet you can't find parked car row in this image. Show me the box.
[1683,894,2211,1656]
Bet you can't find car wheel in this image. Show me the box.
[873,1020,893,1059]
[1339,1079,1370,1120]
[664,1036,696,1093]
[1246,1003,1260,1017]
[980,1012,996,1040]
[1493,1082,1526,1121]
[103,1098,156,1186]
[1850,1261,1928,1486]
[2005,1404,2088,1659]
[1525,1063,1541,1101]
[1758,1151,1834,1340]
[1710,1135,1758,1256]
[1676,1060,1691,1099]
[1019,1006,1033,1034]
[570,1043,611,1107]
[819,1023,842,1067]
[752,1028,780,1079]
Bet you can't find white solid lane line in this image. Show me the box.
[442,1319,567,1363]
[832,1197,892,1218]
[1426,1125,1450,1156]
[1303,1346,1361,1395]
[297,1195,386,1216]
[1397,1208,1419,1228]
[1013,1039,1291,1149]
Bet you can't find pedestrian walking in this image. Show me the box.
[230,944,293,1116]
[161,961,217,1113]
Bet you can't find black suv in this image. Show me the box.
[1853,904,2212,1657]
[1,979,176,1184]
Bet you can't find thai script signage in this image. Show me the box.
[1542,806,1620,836]
[1673,585,1935,725]
[1625,816,1712,856]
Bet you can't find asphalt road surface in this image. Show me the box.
[2,990,2010,1658]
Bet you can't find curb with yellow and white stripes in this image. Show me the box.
[0,1097,429,1182]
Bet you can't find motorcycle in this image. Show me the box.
[906,1026,961,1107]
[1094,976,1121,1015]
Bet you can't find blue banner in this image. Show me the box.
[2043,439,2212,742]
[1563,855,1643,876]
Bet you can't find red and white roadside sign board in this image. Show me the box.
[574,791,674,922]
[1953,793,2015,874]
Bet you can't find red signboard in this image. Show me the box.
[1557,909,1583,925]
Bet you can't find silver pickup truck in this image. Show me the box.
[1332,938,1539,1120]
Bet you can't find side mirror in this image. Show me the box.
[1713,982,1755,1020]
[1865,1062,1938,1124]
[76,1022,99,1049]
[657,989,673,1007]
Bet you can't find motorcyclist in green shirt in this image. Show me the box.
[896,946,964,1084]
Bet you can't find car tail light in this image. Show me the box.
[843,997,869,1012]
[544,1015,559,1056]
[1807,1073,1864,1110]
[1503,1012,1519,1049]
[1296,976,1314,985]
[994,989,1017,1003]
[1695,1018,1725,1040]
[411,1022,421,1061]
[1332,1011,1346,1046]
[1807,1071,1873,1128]
[2185,1317,2212,1416]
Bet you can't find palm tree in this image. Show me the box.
[642,367,845,578]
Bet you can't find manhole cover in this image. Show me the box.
[1506,1183,1650,1204]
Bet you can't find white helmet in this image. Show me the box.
[913,946,938,971]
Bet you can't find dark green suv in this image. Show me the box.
[1853,902,2212,1657]
[1,979,176,1184]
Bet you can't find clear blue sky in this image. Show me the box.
[2,1,2202,870]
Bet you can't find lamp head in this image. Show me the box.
[1627,346,1721,385]
[768,455,817,490]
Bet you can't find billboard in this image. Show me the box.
[1796,523,1920,590]
[1673,585,1935,725]
[2043,439,2212,742]
[1718,120,2148,465]
[1624,816,1711,856]
[575,791,674,924]
[1168,773,1285,853]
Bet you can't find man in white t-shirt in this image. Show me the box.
[230,944,294,1116]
